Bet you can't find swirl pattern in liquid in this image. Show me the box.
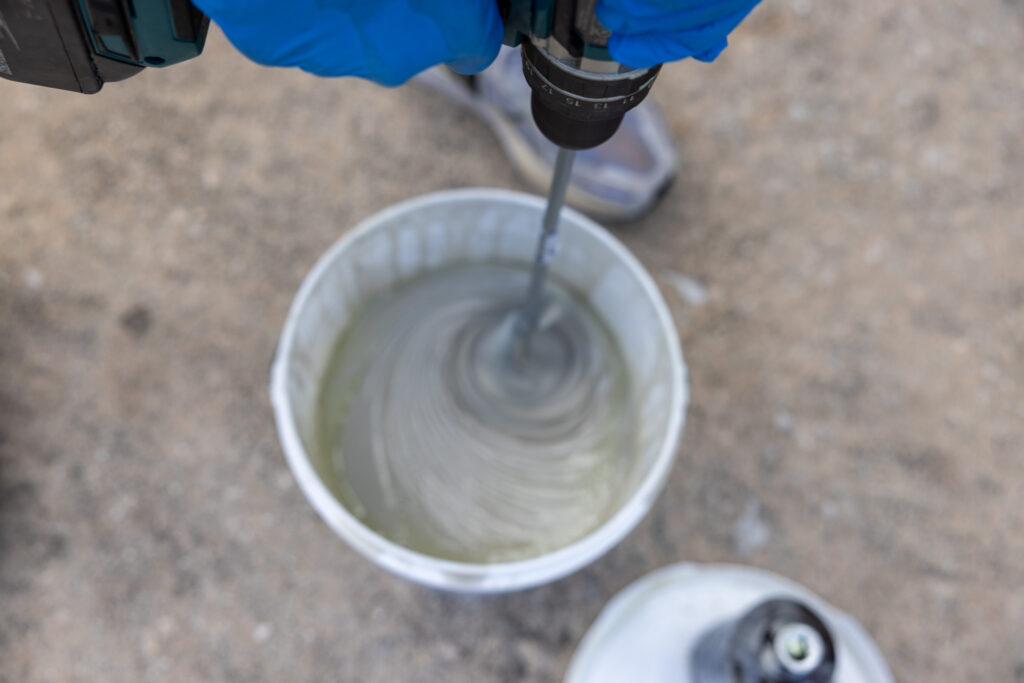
[315,264,638,563]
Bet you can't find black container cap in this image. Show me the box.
[730,599,837,683]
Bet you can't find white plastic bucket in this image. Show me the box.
[270,188,687,592]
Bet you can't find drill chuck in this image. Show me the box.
[521,40,661,150]
[504,0,663,151]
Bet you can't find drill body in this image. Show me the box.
[0,0,207,93]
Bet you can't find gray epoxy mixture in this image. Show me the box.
[315,264,635,563]
[2,2,1024,680]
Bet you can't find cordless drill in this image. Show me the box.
[1,0,659,151]
[1,0,661,343]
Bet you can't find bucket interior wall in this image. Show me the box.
[282,194,678,516]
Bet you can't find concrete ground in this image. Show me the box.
[2,1,1023,680]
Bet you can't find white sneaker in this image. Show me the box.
[415,46,678,222]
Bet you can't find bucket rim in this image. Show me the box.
[270,187,687,593]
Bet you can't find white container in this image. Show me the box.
[270,188,686,592]
[564,564,895,683]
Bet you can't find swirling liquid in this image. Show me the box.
[314,263,637,563]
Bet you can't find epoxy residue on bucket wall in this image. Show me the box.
[314,263,638,563]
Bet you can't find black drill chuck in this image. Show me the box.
[502,0,663,151]
[521,40,661,150]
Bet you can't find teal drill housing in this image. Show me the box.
[75,0,208,67]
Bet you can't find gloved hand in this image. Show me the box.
[596,0,762,68]
[192,0,504,86]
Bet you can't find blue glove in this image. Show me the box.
[192,0,504,86]
[596,0,762,68]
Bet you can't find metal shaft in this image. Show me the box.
[515,147,576,349]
